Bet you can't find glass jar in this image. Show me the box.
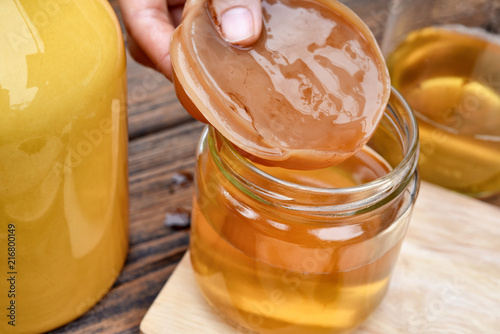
[0,1,128,332]
[382,0,500,198]
[190,88,419,334]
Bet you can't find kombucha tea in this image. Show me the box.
[190,138,411,334]
[387,26,500,196]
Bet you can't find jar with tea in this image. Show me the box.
[383,0,500,198]
[171,0,420,333]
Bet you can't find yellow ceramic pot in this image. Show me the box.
[0,1,129,332]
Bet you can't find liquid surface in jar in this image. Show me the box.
[191,142,408,333]
[171,0,390,169]
[387,26,500,196]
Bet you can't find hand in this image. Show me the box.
[119,0,263,80]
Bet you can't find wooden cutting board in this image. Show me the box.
[140,181,500,333]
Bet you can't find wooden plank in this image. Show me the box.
[128,121,205,246]
[126,53,195,140]
[140,182,500,334]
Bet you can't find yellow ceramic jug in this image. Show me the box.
[0,1,129,332]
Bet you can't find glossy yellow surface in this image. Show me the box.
[0,1,128,332]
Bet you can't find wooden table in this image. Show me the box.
[52,0,500,333]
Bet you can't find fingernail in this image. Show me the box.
[220,7,254,44]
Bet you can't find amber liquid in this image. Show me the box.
[191,143,409,334]
[387,26,500,196]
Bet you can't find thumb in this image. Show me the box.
[210,0,262,46]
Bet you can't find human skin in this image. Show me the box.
[118,0,263,80]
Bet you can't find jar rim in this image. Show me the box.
[206,87,419,213]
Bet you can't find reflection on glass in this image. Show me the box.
[383,0,500,197]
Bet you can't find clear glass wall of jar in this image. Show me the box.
[382,0,500,198]
[190,88,419,334]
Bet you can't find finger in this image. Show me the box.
[170,5,184,26]
[209,0,262,46]
[167,0,187,6]
[167,0,187,26]
[127,34,157,69]
[119,0,175,80]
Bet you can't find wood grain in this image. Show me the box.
[140,182,500,334]
[126,53,195,140]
